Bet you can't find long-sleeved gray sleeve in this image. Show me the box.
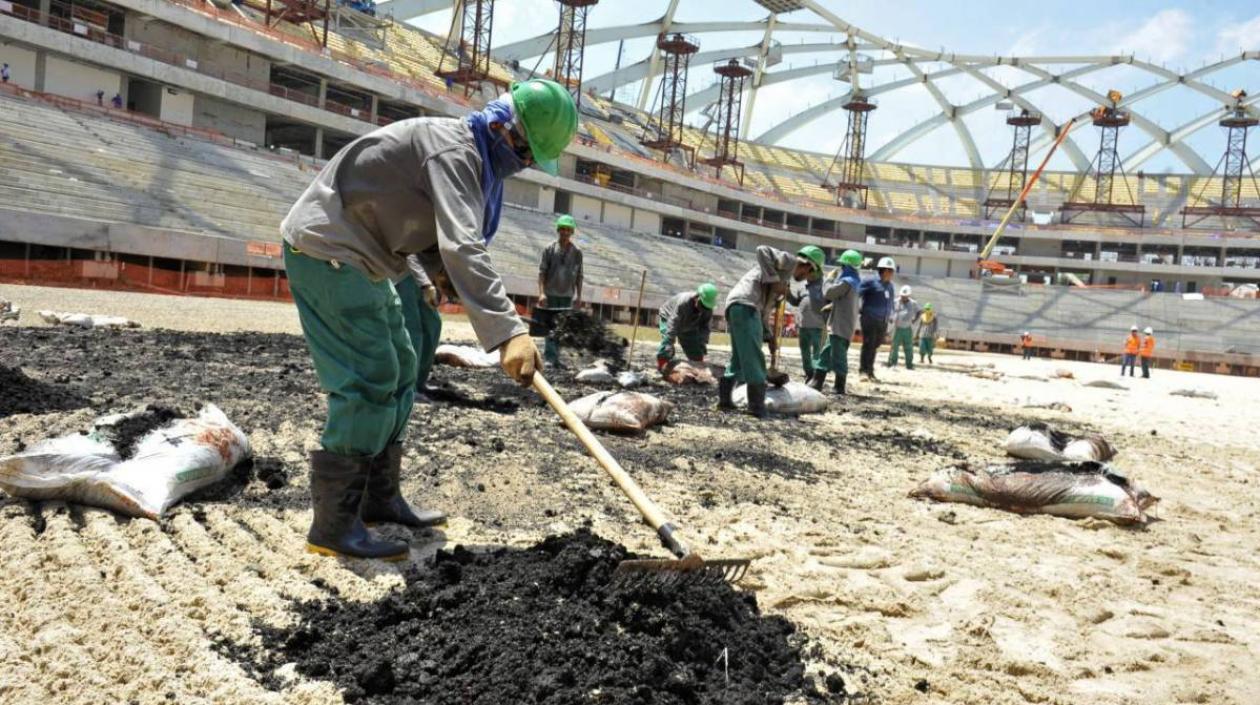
[823,278,852,302]
[422,153,525,352]
[406,255,432,288]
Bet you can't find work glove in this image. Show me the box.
[656,356,669,371]
[421,285,438,309]
[500,333,541,386]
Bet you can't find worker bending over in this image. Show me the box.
[857,257,896,381]
[887,285,921,369]
[281,79,576,560]
[809,248,862,394]
[916,302,938,365]
[720,245,818,418]
[786,248,827,381]
[535,214,584,369]
[1121,325,1140,377]
[1140,326,1156,379]
[656,283,718,370]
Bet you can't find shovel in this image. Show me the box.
[532,373,751,586]
[766,299,789,387]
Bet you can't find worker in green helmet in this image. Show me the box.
[535,213,584,369]
[916,302,939,364]
[809,248,863,394]
[786,245,827,382]
[280,78,577,561]
[656,282,718,370]
[720,245,819,418]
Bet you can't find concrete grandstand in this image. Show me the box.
[0,0,1258,373]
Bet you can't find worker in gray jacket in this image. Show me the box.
[720,245,820,418]
[656,283,718,370]
[809,248,863,394]
[281,79,576,561]
[786,267,826,382]
[535,214,584,369]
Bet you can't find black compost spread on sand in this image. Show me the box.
[551,310,628,368]
[0,363,90,417]
[98,404,186,459]
[228,530,844,705]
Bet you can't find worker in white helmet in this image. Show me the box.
[1140,326,1156,378]
[887,284,922,369]
[1020,331,1034,360]
[1121,325,1140,377]
[857,256,896,380]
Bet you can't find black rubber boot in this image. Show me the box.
[717,376,736,410]
[746,382,768,419]
[362,443,447,529]
[834,374,847,395]
[808,369,827,392]
[306,450,409,561]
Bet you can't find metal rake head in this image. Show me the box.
[613,556,751,588]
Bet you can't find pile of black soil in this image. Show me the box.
[228,530,847,704]
[0,363,90,417]
[97,404,186,459]
[552,310,627,367]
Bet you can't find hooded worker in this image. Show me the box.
[656,282,718,370]
[281,78,577,561]
[1121,325,1140,377]
[785,246,827,382]
[916,302,939,364]
[719,245,817,418]
[536,213,584,369]
[857,257,896,380]
[1140,326,1156,378]
[809,248,862,394]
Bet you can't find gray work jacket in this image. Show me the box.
[658,291,712,344]
[725,246,794,332]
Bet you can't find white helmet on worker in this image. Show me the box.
[900,285,912,297]
[1130,325,1138,331]
[1144,326,1153,334]
[877,257,896,270]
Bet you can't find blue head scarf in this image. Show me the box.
[465,96,528,245]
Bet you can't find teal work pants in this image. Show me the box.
[888,327,915,368]
[656,318,707,362]
[397,276,443,389]
[285,248,416,457]
[797,327,823,377]
[537,295,572,365]
[817,334,851,375]
[723,303,767,385]
[919,336,935,362]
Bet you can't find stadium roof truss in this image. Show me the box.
[378,0,1260,175]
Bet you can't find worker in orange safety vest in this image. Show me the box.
[1139,326,1156,379]
[1121,326,1140,377]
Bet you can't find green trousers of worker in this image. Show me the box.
[724,303,768,385]
[538,295,572,366]
[656,319,706,361]
[815,334,851,375]
[919,336,935,363]
[397,277,442,389]
[797,327,823,377]
[285,248,416,457]
[887,327,915,369]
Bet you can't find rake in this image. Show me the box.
[532,373,751,586]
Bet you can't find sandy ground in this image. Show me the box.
[1,283,1258,705]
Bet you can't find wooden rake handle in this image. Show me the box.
[532,373,691,558]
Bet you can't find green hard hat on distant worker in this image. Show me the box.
[555,214,577,231]
[839,249,863,267]
[696,282,718,309]
[924,302,933,311]
[796,245,825,273]
[511,79,578,176]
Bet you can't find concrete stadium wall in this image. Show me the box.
[45,55,121,103]
[632,209,660,236]
[602,202,632,230]
[124,15,270,87]
[503,180,542,211]
[0,40,36,88]
[570,194,602,224]
[192,93,265,144]
[160,85,194,125]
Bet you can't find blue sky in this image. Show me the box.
[401,1,1260,173]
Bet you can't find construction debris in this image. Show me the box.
[566,391,672,433]
[733,382,828,415]
[661,360,717,385]
[38,310,140,329]
[434,344,498,368]
[1170,388,1218,400]
[1004,423,1115,462]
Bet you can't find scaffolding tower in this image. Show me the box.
[640,33,700,168]
[1061,90,1145,227]
[983,109,1042,220]
[265,0,329,47]
[821,93,877,209]
[553,0,598,110]
[698,59,753,185]
[1182,90,1260,229]
[435,0,507,97]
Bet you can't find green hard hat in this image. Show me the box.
[839,249,863,267]
[797,245,825,272]
[511,79,578,176]
[924,302,933,311]
[555,214,576,231]
[696,282,718,309]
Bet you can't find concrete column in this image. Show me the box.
[38,0,51,25]
[317,78,327,109]
[369,94,379,124]
[33,51,46,92]
[314,127,324,159]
